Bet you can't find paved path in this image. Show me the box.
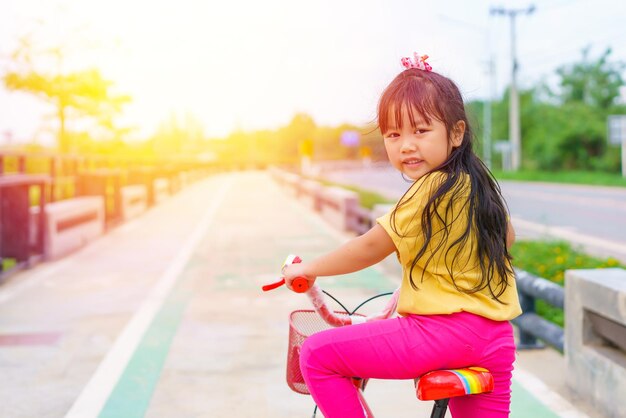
[0,171,600,417]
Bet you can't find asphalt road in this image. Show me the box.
[322,166,626,263]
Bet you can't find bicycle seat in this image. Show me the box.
[416,367,494,401]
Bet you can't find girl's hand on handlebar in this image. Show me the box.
[283,263,316,291]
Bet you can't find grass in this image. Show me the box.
[510,240,623,327]
[492,169,626,187]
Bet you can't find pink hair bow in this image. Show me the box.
[401,52,432,71]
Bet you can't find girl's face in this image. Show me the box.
[382,106,464,181]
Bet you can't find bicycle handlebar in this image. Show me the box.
[261,254,309,293]
[263,254,400,327]
[306,283,400,327]
[261,277,309,293]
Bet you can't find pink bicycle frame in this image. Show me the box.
[305,283,400,326]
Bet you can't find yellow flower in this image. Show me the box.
[556,256,565,264]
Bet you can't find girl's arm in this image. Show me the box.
[282,224,396,290]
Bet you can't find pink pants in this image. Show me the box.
[299,312,516,418]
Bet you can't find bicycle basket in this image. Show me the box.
[287,309,363,394]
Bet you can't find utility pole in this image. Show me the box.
[483,12,496,170]
[483,56,494,169]
[490,5,535,171]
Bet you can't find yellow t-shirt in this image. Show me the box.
[377,172,522,321]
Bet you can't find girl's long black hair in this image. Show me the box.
[378,68,512,302]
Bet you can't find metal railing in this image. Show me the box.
[512,269,565,352]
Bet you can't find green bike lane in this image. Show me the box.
[0,171,590,417]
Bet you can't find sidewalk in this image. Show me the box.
[0,171,599,417]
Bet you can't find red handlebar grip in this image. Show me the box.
[291,277,309,293]
[262,277,309,293]
[262,279,286,292]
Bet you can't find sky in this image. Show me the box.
[1,0,625,145]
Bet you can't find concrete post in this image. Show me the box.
[565,268,626,418]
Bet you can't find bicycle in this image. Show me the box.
[263,255,495,418]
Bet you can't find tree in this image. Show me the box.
[275,113,317,162]
[3,34,131,152]
[474,47,625,172]
[556,47,625,110]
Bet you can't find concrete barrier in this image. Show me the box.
[318,186,359,231]
[282,172,300,197]
[565,268,626,418]
[299,179,322,211]
[349,205,374,235]
[167,172,181,195]
[371,204,395,223]
[270,168,392,235]
[120,185,148,221]
[269,168,301,196]
[153,178,170,204]
[32,196,105,260]
[179,172,191,189]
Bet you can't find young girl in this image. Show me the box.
[282,53,522,418]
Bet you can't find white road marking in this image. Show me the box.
[64,177,232,418]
